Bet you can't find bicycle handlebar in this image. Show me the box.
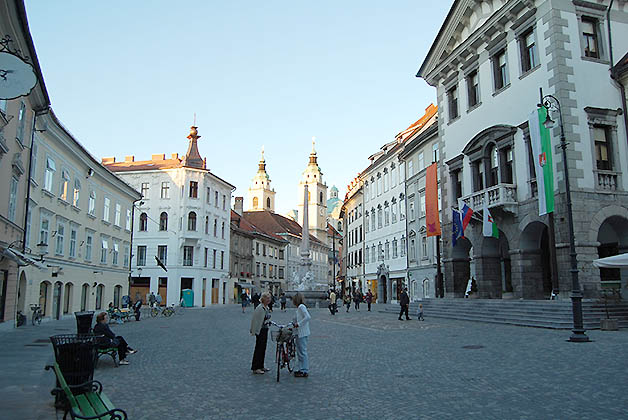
[270,321,294,328]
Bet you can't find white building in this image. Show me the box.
[399,106,440,301]
[340,178,364,295]
[104,126,235,306]
[297,140,328,245]
[417,0,628,298]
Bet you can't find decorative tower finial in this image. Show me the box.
[311,136,316,155]
[261,145,265,162]
[184,124,204,169]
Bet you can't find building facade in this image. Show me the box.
[418,0,628,299]
[230,201,255,301]
[341,179,364,296]
[297,141,328,244]
[104,126,235,306]
[399,108,440,301]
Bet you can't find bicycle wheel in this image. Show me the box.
[36,314,42,325]
[285,350,294,373]
[151,308,159,317]
[276,344,282,382]
[31,313,37,326]
[165,308,174,317]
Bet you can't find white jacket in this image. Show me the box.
[295,304,311,338]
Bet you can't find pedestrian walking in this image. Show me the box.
[328,290,337,315]
[93,312,138,365]
[280,293,287,311]
[398,288,411,320]
[133,298,142,321]
[343,293,351,312]
[250,292,272,375]
[417,303,424,321]
[365,289,373,312]
[353,290,361,311]
[148,292,156,308]
[241,291,249,313]
[292,292,311,377]
[251,292,260,309]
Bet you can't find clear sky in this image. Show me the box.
[25,0,450,215]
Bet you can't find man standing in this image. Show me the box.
[398,288,411,320]
[365,289,373,312]
[251,292,260,309]
[328,290,337,315]
[148,292,156,308]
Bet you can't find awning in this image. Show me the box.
[2,248,46,269]
[593,253,628,268]
[236,282,254,288]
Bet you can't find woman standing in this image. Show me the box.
[250,292,272,374]
[292,293,311,378]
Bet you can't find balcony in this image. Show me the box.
[461,183,517,213]
[595,170,620,192]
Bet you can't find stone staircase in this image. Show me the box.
[380,299,628,329]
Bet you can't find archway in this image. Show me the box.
[450,237,472,297]
[379,275,387,303]
[39,281,51,317]
[422,278,430,298]
[477,231,511,299]
[63,283,73,315]
[17,272,26,313]
[596,216,628,293]
[52,281,63,320]
[519,221,553,299]
[80,283,89,311]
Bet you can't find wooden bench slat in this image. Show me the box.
[98,393,116,411]
[85,392,114,420]
[75,394,98,418]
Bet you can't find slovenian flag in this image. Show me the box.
[483,204,499,238]
[452,209,463,247]
[529,107,555,215]
[461,203,473,234]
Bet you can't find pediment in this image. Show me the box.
[462,125,517,156]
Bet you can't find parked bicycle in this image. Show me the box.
[151,305,175,317]
[30,304,42,326]
[270,321,296,382]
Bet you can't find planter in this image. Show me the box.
[601,318,619,331]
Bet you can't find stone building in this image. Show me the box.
[340,178,364,296]
[104,126,235,306]
[399,106,441,301]
[229,199,255,301]
[417,0,628,299]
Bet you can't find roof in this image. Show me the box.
[231,210,286,244]
[243,210,326,247]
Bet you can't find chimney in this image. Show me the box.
[171,153,179,160]
[124,155,135,162]
[234,197,244,216]
[151,154,165,161]
[101,157,115,164]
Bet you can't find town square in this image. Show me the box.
[1,0,628,418]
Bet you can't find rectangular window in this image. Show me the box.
[44,157,56,192]
[8,177,18,222]
[263,244,267,256]
[30,139,38,179]
[183,246,194,266]
[40,215,50,246]
[222,195,226,210]
[467,70,479,107]
[126,209,131,230]
[213,249,217,269]
[279,249,284,260]
[137,245,146,266]
[493,50,508,90]
[88,191,96,216]
[452,169,463,201]
[220,251,224,269]
[447,85,459,120]
[60,170,70,201]
[114,203,121,226]
[112,242,119,265]
[25,209,31,248]
[123,244,129,267]
[432,142,440,163]
[189,181,198,198]
[418,152,425,171]
[520,29,538,72]
[221,221,225,239]
[103,197,110,222]
[206,187,211,203]
[140,183,149,198]
[594,126,612,170]
[160,182,170,199]
[86,234,93,261]
[422,236,428,258]
[55,222,65,255]
[100,238,108,264]
[158,245,168,265]
[582,17,599,58]
[204,247,208,267]
[16,102,26,144]
[279,268,284,279]
[408,160,414,177]
[69,227,77,258]
[262,263,267,277]
[73,179,81,207]
[215,191,219,206]
[256,262,260,276]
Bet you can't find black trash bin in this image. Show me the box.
[74,311,94,334]
[49,334,98,408]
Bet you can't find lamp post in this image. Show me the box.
[539,93,589,343]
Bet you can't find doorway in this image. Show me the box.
[222,282,226,304]
[0,270,7,322]
[379,275,387,303]
[63,283,73,315]
[158,277,168,305]
[202,278,207,307]
[211,278,219,304]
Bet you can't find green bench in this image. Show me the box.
[96,347,118,368]
[47,362,127,420]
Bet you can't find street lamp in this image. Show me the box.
[539,93,589,343]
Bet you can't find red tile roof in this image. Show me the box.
[243,210,326,246]
[104,158,183,172]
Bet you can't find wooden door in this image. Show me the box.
[211,288,218,304]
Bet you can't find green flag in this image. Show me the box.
[528,108,555,215]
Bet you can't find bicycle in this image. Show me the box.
[270,321,296,382]
[30,304,42,326]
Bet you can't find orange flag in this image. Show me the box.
[425,162,441,237]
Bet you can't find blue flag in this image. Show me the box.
[452,208,463,247]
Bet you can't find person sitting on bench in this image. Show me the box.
[93,312,138,365]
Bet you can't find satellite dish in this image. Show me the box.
[0,51,37,100]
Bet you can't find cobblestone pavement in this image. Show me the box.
[2,304,628,420]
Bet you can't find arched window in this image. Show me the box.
[139,213,148,231]
[159,212,168,231]
[188,211,197,231]
[95,284,104,310]
[266,197,271,208]
[253,197,259,209]
[319,192,323,203]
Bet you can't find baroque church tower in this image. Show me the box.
[247,147,276,212]
[297,139,327,243]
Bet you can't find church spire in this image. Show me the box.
[183,125,205,169]
[259,145,266,171]
[309,136,317,164]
